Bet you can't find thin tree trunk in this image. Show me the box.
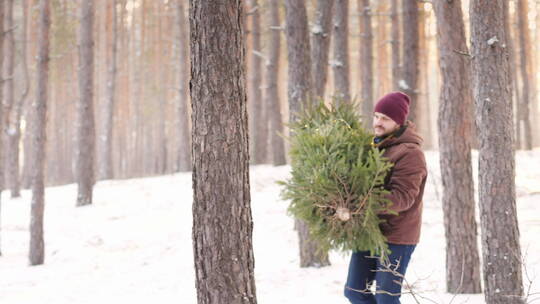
[285,0,330,268]
[127,2,136,177]
[311,0,334,100]
[8,0,27,198]
[504,0,520,150]
[156,1,167,174]
[374,1,390,97]
[132,1,144,176]
[470,1,524,303]
[359,0,373,127]
[0,0,5,256]
[418,7,434,149]
[249,0,267,164]
[285,0,312,115]
[516,0,534,150]
[265,0,286,166]
[76,0,96,206]
[64,50,77,184]
[3,0,16,193]
[432,0,482,293]
[190,2,258,303]
[332,0,350,103]
[99,0,118,180]
[163,3,175,173]
[115,0,128,178]
[390,0,400,91]
[29,0,50,266]
[534,1,540,148]
[175,0,191,172]
[401,0,419,121]
[22,0,40,189]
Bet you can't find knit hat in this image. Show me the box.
[373,92,410,125]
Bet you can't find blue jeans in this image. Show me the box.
[344,243,416,304]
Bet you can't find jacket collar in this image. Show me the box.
[371,121,423,149]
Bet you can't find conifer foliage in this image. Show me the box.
[281,102,394,255]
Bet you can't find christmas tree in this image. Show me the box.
[280,101,394,255]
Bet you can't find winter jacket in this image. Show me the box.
[374,122,427,245]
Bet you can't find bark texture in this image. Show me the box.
[311,0,334,99]
[285,0,312,116]
[332,0,350,103]
[470,1,524,303]
[190,1,257,303]
[401,0,419,121]
[29,0,50,266]
[76,0,96,206]
[359,0,373,126]
[432,0,482,294]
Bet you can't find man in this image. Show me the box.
[344,92,427,304]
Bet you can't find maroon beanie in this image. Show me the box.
[373,92,410,125]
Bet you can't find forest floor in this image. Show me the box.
[1,150,539,304]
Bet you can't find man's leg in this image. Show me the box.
[344,251,377,304]
[374,244,416,304]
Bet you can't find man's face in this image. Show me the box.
[373,112,400,137]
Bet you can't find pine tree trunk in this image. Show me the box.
[248,0,267,164]
[0,0,5,257]
[374,2,390,97]
[132,2,144,176]
[175,0,191,172]
[265,0,286,166]
[390,0,400,91]
[99,0,118,180]
[2,0,21,198]
[114,0,127,178]
[359,0,373,127]
[76,0,96,206]
[156,1,168,174]
[516,0,534,150]
[127,4,136,177]
[29,0,50,266]
[285,0,330,268]
[432,0,482,294]
[417,7,434,150]
[534,1,540,148]
[63,51,77,185]
[4,0,16,194]
[470,1,524,303]
[22,0,40,189]
[503,1,520,150]
[332,0,350,103]
[190,2,257,303]
[311,0,334,99]
[401,0,419,121]
[7,0,25,198]
[285,0,313,115]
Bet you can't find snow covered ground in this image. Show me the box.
[1,150,539,304]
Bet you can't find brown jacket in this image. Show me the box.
[376,122,427,245]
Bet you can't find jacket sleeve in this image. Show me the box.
[382,147,427,214]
